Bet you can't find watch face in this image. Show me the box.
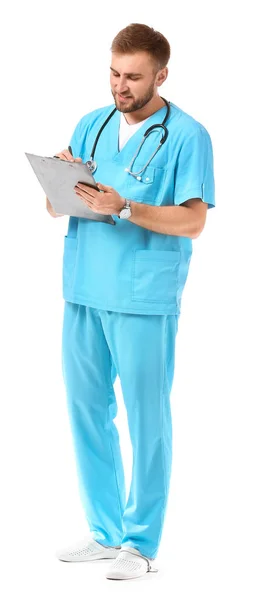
[120,208,131,219]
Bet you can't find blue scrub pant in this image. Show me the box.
[62,301,179,560]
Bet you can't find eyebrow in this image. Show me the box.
[110,67,143,77]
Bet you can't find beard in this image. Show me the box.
[111,80,155,113]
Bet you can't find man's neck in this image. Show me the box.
[123,96,166,125]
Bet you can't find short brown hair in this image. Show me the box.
[110,23,171,71]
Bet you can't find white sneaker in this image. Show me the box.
[56,536,121,562]
[105,547,159,579]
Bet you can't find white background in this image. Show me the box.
[0,0,254,597]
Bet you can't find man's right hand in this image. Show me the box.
[46,149,82,218]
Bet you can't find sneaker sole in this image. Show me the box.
[56,551,120,562]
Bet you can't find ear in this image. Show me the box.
[156,67,168,87]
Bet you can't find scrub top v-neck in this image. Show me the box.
[118,112,150,151]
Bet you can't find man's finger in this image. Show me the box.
[54,150,74,161]
[62,151,74,161]
[76,183,95,198]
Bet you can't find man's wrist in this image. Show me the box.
[117,196,127,216]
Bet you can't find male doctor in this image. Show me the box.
[47,23,215,580]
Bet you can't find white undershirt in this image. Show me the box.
[118,112,150,151]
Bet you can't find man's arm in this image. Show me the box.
[74,182,208,237]
[127,197,208,238]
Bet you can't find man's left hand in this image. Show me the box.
[74,182,125,216]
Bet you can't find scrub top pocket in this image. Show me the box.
[63,235,77,292]
[132,249,181,304]
[126,165,167,204]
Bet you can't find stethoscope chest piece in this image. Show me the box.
[86,159,97,174]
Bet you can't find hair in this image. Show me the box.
[110,23,171,72]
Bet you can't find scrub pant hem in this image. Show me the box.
[92,534,123,547]
[93,538,121,549]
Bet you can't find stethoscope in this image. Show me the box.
[85,96,170,180]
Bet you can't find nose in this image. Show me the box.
[115,77,129,95]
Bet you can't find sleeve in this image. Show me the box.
[173,125,215,209]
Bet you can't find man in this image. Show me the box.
[47,23,215,580]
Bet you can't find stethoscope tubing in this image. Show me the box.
[86,96,170,176]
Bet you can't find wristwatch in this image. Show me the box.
[118,198,132,219]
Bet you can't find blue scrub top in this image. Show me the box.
[63,101,215,315]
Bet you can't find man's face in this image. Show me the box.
[110,51,160,113]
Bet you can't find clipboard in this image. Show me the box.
[25,153,116,225]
